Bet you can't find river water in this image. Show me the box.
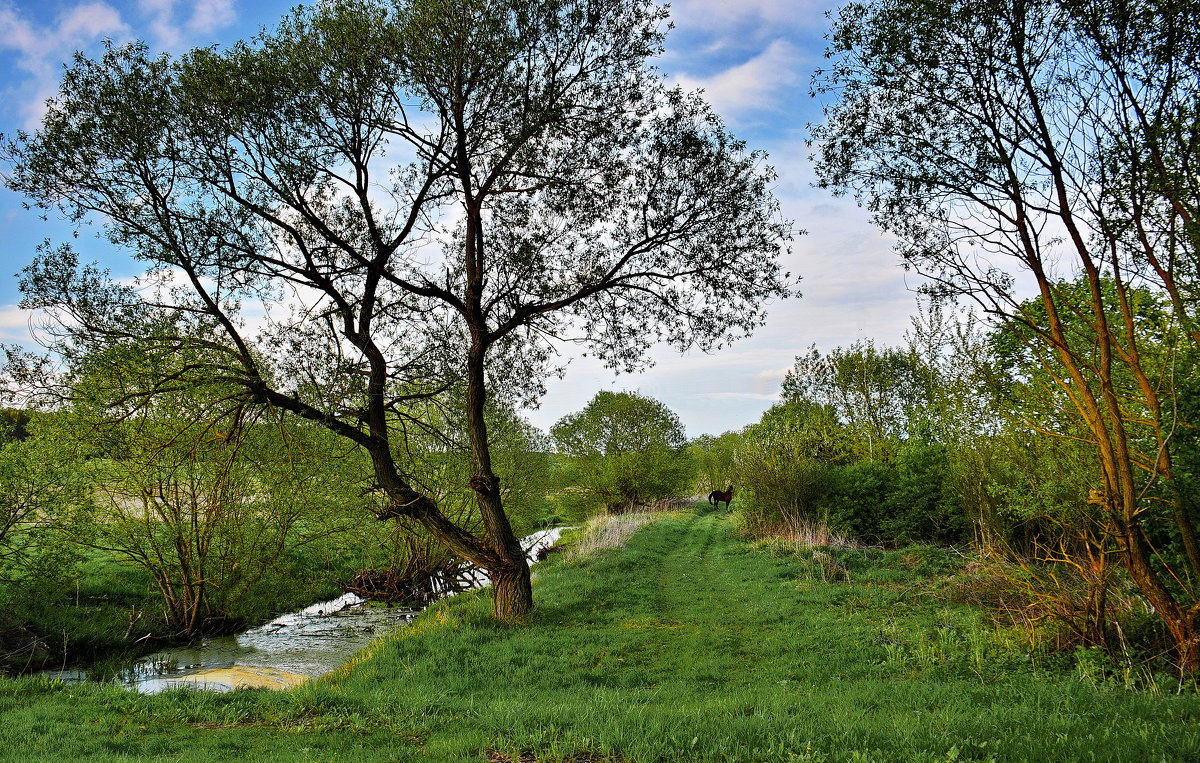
[42,527,569,693]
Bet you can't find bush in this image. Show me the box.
[820,460,893,541]
[885,440,970,545]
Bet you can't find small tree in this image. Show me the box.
[689,431,741,496]
[733,399,849,532]
[70,392,365,638]
[5,0,792,619]
[551,391,692,513]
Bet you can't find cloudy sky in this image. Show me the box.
[0,0,918,437]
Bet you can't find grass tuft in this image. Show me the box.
[564,512,664,560]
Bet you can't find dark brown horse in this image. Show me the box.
[708,484,734,509]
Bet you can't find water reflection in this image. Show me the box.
[43,526,568,692]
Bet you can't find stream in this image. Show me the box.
[41,527,569,693]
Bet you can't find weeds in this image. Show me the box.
[950,551,1155,657]
[768,516,862,549]
[564,513,663,560]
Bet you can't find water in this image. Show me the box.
[42,527,569,693]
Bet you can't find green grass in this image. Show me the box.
[2,511,1199,761]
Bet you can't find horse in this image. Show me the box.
[708,484,734,509]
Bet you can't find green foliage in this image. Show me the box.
[989,279,1179,443]
[819,460,892,541]
[733,400,842,531]
[473,406,554,536]
[72,409,367,638]
[388,397,554,536]
[733,394,970,546]
[884,440,969,545]
[688,431,741,495]
[782,340,934,462]
[2,335,555,661]
[812,0,1200,666]
[0,416,93,664]
[552,391,694,514]
[0,409,30,443]
[42,340,382,639]
[1171,368,1200,549]
[0,420,88,594]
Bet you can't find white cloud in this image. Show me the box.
[0,305,36,341]
[187,0,235,36]
[140,0,182,49]
[695,391,780,401]
[0,7,37,56]
[674,39,801,121]
[754,366,790,384]
[662,0,829,68]
[58,2,127,42]
[0,2,130,129]
[138,0,235,48]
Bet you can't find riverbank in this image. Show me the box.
[2,542,361,676]
[2,511,1199,761]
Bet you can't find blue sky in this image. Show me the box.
[0,0,916,436]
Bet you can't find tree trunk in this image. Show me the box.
[490,562,533,621]
[1118,514,1200,673]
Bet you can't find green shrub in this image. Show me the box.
[885,440,970,545]
[820,460,893,541]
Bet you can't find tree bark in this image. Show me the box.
[464,341,534,618]
[490,562,534,621]
[1118,514,1200,672]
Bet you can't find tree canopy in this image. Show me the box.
[551,390,693,512]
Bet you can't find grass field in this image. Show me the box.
[2,510,1198,761]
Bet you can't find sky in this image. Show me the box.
[0,0,919,437]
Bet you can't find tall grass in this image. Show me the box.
[564,512,662,560]
[756,514,861,550]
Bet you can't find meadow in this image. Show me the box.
[2,509,1197,762]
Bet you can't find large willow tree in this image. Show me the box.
[4,0,791,618]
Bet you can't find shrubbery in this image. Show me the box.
[723,398,971,547]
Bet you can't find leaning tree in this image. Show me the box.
[4,0,792,619]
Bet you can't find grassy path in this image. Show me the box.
[3,512,1200,761]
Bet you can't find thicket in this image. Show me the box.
[719,339,967,547]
